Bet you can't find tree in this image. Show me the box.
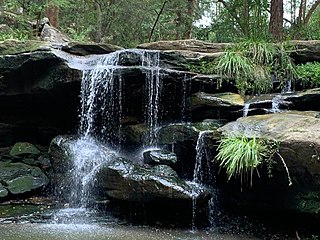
[269,0,284,40]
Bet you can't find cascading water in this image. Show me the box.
[80,52,123,146]
[243,103,251,117]
[192,131,217,231]
[142,50,162,145]
[181,74,191,123]
[54,49,166,223]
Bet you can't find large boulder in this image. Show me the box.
[219,111,320,215]
[96,157,210,202]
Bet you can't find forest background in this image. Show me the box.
[1,0,320,46]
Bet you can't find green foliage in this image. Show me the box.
[0,28,30,41]
[187,60,215,74]
[272,43,298,89]
[215,136,279,187]
[296,62,320,87]
[214,41,298,95]
[215,50,254,94]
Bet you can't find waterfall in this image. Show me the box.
[80,52,123,147]
[192,130,217,230]
[243,103,251,117]
[141,50,162,145]
[181,74,191,122]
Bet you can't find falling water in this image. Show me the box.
[54,49,164,222]
[271,96,282,113]
[181,74,191,122]
[192,130,216,231]
[142,50,162,145]
[80,52,123,147]
[282,79,293,93]
[243,103,251,117]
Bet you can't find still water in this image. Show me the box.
[0,223,258,240]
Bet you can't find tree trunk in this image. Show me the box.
[269,0,283,41]
[243,0,250,37]
[45,3,59,28]
[94,1,102,43]
[184,0,197,39]
[304,0,320,25]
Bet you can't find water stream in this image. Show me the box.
[192,130,217,231]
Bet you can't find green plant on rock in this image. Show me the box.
[215,50,254,94]
[214,41,298,95]
[272,43,298,89]
[296,62,320,88]
[187,60,215,74]
[214,135,292,188]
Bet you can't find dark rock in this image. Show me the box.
[157,123,199,145]
[48,135,77,173]
[291,40,320,63]
[143,149,177,166]
[191,92,244,121]
[61,42,123,56]
[97,157,210,202]
[0,162,49,196]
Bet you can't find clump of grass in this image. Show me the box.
[215,136,267,187]
[215,51,254,94]
[214,135,292,189]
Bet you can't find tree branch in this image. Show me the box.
[148,0,167,42]
[304,0,320,25]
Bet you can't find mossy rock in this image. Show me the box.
[0,162,49,196]
[9,142,40,158]
[0,40,49,55]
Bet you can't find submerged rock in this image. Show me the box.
[96,157,210,202]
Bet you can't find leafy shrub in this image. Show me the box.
[296,62,320,87]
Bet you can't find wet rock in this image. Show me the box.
[143,149,177,166]
[97,157,210,202]
[120,124,149,149]
[192,119,226,131]
[48,135,77,173]
[0,183,8,197]
[0,162,49,196]
[219,112,320,215]
[61,42,123,56]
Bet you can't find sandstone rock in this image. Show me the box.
[219,112,320,214]
[191,92,244,121]
[40,23,70,43]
